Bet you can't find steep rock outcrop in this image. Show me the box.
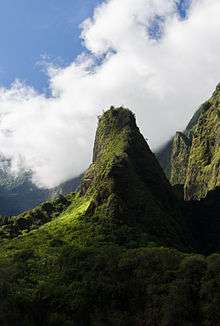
[185,86,220,199]
[81,107,189,249]
[157,84,220,200]
[170,132,191,185]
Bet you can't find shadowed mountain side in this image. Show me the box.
[185,187,220,255]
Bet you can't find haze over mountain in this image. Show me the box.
[0,160,81,216]
[0,0,220,190]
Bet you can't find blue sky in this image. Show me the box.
[0,0,219,187]
[0,0,190,93]
[0,0,102,92]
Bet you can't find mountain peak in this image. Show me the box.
[92,106,136,163]
[80,106,189,249]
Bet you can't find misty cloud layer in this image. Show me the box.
[0,0,220,188]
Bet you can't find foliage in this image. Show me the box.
[0,106,220,325]
[0,194,74,241]
[157,83,220,200]
[81,107,189,251]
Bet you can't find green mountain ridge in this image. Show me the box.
[157,83,220,200]
[0,105,220,325]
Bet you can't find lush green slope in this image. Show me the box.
[1,197,220,325]
[0,107,220,325]
[157,83,220,200]
[185,86,220,199]
[0,194,73,240]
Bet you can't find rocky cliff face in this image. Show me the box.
[157,83,220,200]
[80,107,189,249]
[185,86,220,199]
[170,132,191,185]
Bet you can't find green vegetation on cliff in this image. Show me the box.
[170,132,191,185]
[0,194,73,240]
[0,107,220,325]
[80,107,189,249]
[158,83,220,200]
[185,86,220,199]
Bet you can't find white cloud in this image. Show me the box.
[0,0,220,188]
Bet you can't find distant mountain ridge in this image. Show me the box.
[0,157,82,216]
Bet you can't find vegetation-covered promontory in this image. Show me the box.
[0,106,220,325]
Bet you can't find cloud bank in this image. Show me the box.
[0,0,220,188]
